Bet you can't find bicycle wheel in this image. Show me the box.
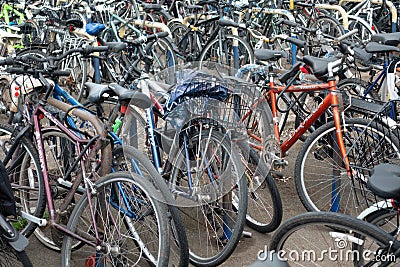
[0,123,45,238]
[294,118,400,216]
[169,129,248,266]
[269,212,400,266]
[114,145,190,267]
[365,207,399,236]
[169,23,198,62]
[240,146,283,233]
[148,37,177,74]
[61,172,170,267]
[57,53,88,101]
[0,235,32,267]
[199,34,254,75]
[307,16,345,57]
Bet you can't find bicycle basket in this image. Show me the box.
[0,160,16,217]
[164,70,229,115]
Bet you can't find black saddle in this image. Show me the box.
[141,3,163,11]
[367,163,400,199]
[371,32,400,46]
[302,55,338,78]
[255,49,287,61]
[365,42,400,53]
[85,82,151,109]
[85,82,110,103]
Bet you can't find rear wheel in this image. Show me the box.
[269,212,399,266]
[169,129,248,266]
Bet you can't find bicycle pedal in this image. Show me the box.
[271,171,290,182]
[272,158,288,170]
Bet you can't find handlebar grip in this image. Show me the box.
[218,19,239,28]
[84,45,109,54]
[337,29,358,42]
[279,19,298,27]
[52,70,71,76]
[109,42,127,53]
[5,67,25,74]
[0,57,15,66]
[286,37,305,48]
[149,31,169,40]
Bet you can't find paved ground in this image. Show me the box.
[25,142,305,267]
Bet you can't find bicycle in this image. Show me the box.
[0,46,172,266]
[231,30,400,216]
[3,40,190,267]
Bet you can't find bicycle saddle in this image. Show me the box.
[85,82,111,103]
[255,49,287,61]
[108,83,151,109]
[302,55,338,78]
[371,32,400,46]
[365,42,400,53]
[86,23,106,37]
[367,163,400,199]
[66,18,83,29]
[353,47,372,66]
[85,82,151,109]
[141,3,163,11]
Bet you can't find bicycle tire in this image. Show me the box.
[0,123,45,238]
[61,172,170,267]
[337,78,379,100]
[148,36,177,73]
[199,34,254,74]
[169,129,248,266]
[241,146,283,233]
[269,211,400,266]
[114,145,190,267]
[0,235,32,267]
[294,118,400,216]
[365,207,399,236]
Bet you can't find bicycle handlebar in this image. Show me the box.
[4,67,71,77]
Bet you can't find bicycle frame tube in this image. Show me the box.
[33,105,90,220]
[145,108,163,174]
[31,105,103,247]
[267,82,334,155]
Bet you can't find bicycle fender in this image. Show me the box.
[357,199,393,220]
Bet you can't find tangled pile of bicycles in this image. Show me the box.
[1,0,400,266]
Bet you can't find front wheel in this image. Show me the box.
[269,212,399,266]
[199,34,254,75]
[61,172,170,267]
[294,118,400,216]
